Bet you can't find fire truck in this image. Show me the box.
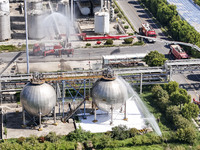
[33,42,74,57]
[139,23,157,43]
[169,44,189,59]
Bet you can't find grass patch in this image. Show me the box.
[0,44,33,52]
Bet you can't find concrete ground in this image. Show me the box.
[2,103,75,139]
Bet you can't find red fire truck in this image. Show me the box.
[169,44,189,59]
[33,43,74,57]
[139,23,157,43]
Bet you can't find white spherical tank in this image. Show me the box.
[94,11,109,34]
[92,77,128,112]
[93,6,101,14]
[20,82,56,116]
[76,1,91,16]
[0,0,9,12]
[28,10,44,39]
[0,11,10,41]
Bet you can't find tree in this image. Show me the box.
[176,127,197,144]
[144,51,167,67]
[169,91,190,109]
[166,105,180,121]
[181,103,200,120]
[173,115,192,129]
[165,81,179,94]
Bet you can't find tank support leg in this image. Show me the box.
[53,107,57,126]
[110,106,113,125]
[38,112,42,131]
[22,107,26,127]
[123,101,128,121]
[93,104,97,123]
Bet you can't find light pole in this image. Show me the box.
[24,0,29,74]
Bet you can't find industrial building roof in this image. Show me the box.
[167,0,200,33]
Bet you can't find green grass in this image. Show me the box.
[0,44,33,52]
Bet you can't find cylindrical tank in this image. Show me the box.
[0,0,9,12]
[0,11,10,41]
[92,77,128,112]
[94,11,109,34]
[27,0,43,11]
[28,10,44,39]
[76,1,91,15]
[20,82,56,116]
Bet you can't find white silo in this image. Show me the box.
[0,0,10,41]
[27,0,43,11]
[0,0,9,12]
[28,10,44,39]
[94,11,109,34]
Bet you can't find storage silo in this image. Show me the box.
[0,11,10,41]
[94,11,109,34]
[0,0,9,12]
[28,10,44,39]
[27,0,43,11]
[0,0,10,41]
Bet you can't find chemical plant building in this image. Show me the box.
[0,0,159,140]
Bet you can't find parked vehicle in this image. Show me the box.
[169,44,189,59]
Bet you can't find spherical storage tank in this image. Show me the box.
[92,77,128,112]
[20,82,56,116]
[28,10,44,39]
[0,11,10,41]
[94,11,109,34]
[76,1,91,16]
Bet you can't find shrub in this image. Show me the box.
[17,137,26,144]
[92,134,112,149]
[86,43,91,47]
[105,39,113,45]
[128,33,134,35]
[124,25,129,29]
[132,135,143,145]
[124,38,133,44]
[117,13,122,18]
[129,128,139,137]
[114,8,119,14]
[45,132,59,143]
[111,125,129,140]
[67,126,92,142]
